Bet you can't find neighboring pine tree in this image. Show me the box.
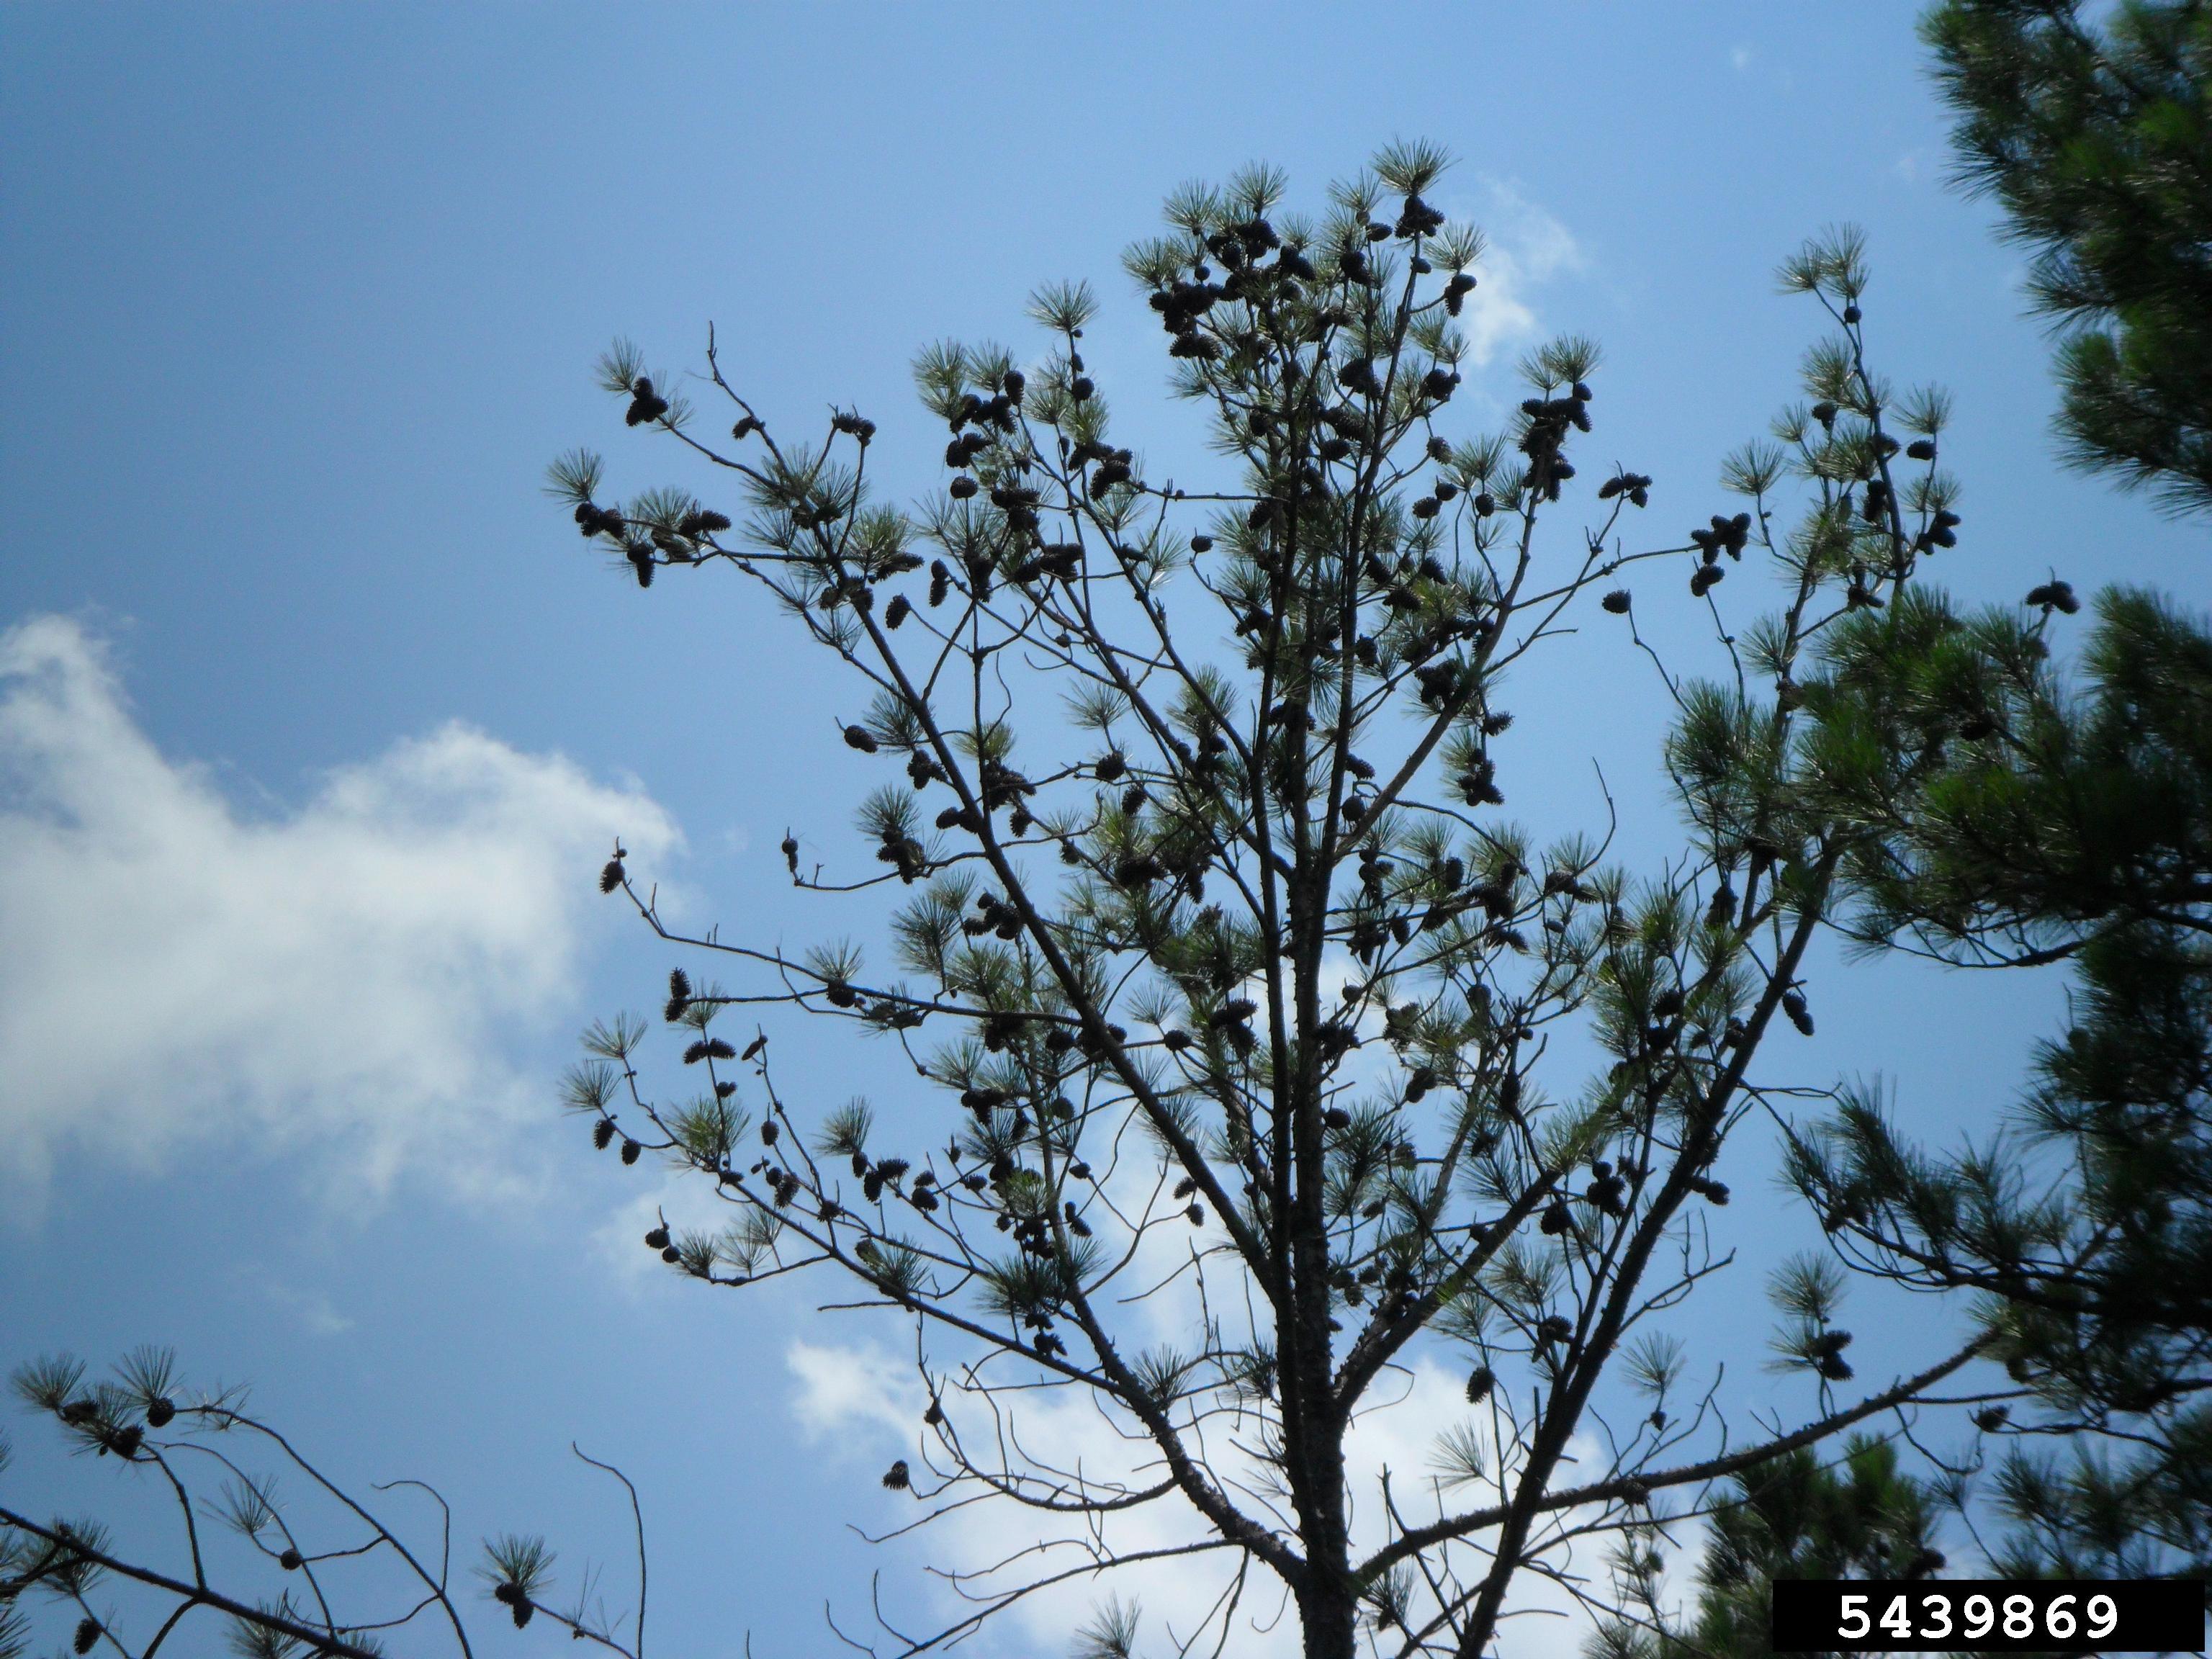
[1792,580,2211,1576]
[1588,1437,1943,1659]
[1771,1,2211,1590]
[1923,0,2212,514]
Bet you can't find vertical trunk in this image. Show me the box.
[1285,840,1357,1659]
[1285,1279,1354,1657]
[1297,1581,1359,1659]
[1280,1364,1354,1652]
[1290,957,1353,1659]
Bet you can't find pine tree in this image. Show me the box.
[552,153,1985,1659]
[1923,0,2212,514]
[1763,0,2212,1588]
[1586,1437,1944,1659]
[1791,583,2212,1577]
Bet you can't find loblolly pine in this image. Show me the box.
[533,160,2017,1659]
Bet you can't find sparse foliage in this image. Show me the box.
[0,1353,647,1659]
[555,151,1986,1659]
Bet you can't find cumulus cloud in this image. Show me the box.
[788,1339,921,1443]
[787,1332,1602,1659]
[1453,182,1588,368]
[248,1273,356,1336]
[0,615,678,1209]
[591,1166,774,1290]
[768,1075,1609,1654]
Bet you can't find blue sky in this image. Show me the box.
[4,6,2207,1658]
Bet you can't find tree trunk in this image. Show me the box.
[1297,1583,1358,1659]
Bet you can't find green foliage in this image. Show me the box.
[480,1532,555,1599]
[9,1357,84,1416]
[1801,582,2212,1573]
[1987,1411,2212,1575]
[227,1607,308,1659]
[1817,585,2211,953]
[668,1093,745,1168]
[1589,1439,1943,1659]
[1071,1595,1142,1659]
[814,1098,873,1159]
[1923,0,2212,513]
[580,1013,645,1062]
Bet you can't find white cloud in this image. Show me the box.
[788,1339,921,1443]
[787,1332,1606,1659]
[1452,182,1588,368]
[589,1170,739,1288]
[248,1273,356,1336]
[768,1115,1589,1653]
[0,615,678,1210]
